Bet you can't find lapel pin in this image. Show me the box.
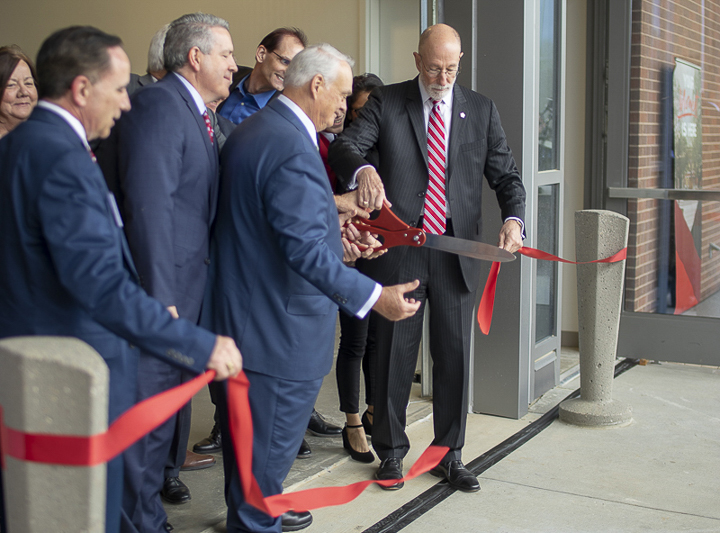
[460,112,466,119]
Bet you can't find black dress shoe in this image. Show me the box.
[164,522,174,532]
[297,438,312,459]
[307,409,342,437]
[192,424,221,454]
[342,425,374,463]
[430,460,480,492]
[281,510,313,531]
[375,457,404,490]
[161,477,191,504]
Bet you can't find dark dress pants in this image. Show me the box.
[218,369,322,533]
[122,354,186,533]
[371,229,476,463]
[335,309,376,413]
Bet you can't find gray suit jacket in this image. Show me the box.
[126,72,155,96]
[329,77,526,292]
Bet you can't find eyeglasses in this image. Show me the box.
[418,55,461,79]
[272,51,292,67]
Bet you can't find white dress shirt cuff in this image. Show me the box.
[356,283,382,319]
[348,164,374,191]
[505,217,526,239]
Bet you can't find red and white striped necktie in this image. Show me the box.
[423,100,446,234]
[203,110,215,145]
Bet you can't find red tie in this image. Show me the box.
[318,134,337,192]
[423,100,446,234]
[203,110,215,145]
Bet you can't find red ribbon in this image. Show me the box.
[0,370,447,517]
[477,246,628,335]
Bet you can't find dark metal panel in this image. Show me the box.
[618,312,720,365]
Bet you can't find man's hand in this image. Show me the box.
[498,220,523,253]
[373,279,421,321]
[167,305,179,319]
[206,335,243,381]
[335,190,371,227]
[357,167,389,211]
[341,224,387,263]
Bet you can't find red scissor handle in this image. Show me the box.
[350,204,426,251]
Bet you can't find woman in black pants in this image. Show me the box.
[334,73,384,462]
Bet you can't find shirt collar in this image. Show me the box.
[239,75,276,108]
[277,94,318,147]
[417,78,454,108]
[37,100,90,149]
[173,72,207,115]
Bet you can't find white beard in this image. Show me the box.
[424,80,454,101]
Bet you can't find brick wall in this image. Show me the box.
[627,0,720,312]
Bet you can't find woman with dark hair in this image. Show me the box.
[0,46,38,139]
[345,72,384,128]
[336,72,385,462]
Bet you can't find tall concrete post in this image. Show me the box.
[0,337,108,532]
[559,210,633,426]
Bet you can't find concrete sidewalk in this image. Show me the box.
[169,360,720,533]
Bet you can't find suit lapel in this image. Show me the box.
[447,84,467,182]
[268,98,321,157]
[170,75,218,174]
[405,79,428,169]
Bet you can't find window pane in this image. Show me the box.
[536,184,559,343]
[539,0,560,171]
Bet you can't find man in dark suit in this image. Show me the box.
[329,24,526,492]
[108,13,238,533]
[203,43,421,533]
[197,27,343,463]
[0,25,241,533]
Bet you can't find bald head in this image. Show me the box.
[414,24,463,101]
[418,24,461,56]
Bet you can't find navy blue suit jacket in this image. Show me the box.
[114,73,219,324]
[0,107,216,422]
[202,98,377,381]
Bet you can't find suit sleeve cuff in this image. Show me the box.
[355,283,382,319]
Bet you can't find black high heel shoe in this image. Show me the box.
[342,424,375,463]
[361,409,373,436]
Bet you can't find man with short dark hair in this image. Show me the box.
[109,12,238,533]
[217,27,306,124]
[0,25,241,533]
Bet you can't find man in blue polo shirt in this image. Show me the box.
[217,27,306,124]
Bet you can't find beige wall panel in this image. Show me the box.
[1,1,362,76]
[561,0,587,339]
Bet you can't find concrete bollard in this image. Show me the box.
[559,210,633,427]
[0,337,108,532]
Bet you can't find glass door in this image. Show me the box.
[529,0,566,400]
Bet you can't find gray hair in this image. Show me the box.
[147,24,170,73]
[283,43,354,89]
[163,13,230,72]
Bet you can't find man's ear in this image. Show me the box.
[256,45,266,64]
[70,75,91,107]
[413,52,422,74]
[187,46,202,72]
[310,73,324,99]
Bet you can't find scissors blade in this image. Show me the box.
[422,234,516,262]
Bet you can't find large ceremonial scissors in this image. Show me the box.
[351,204,515,262]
